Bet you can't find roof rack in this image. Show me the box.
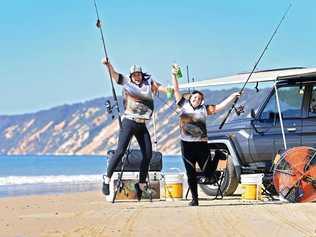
[238,67,306,75]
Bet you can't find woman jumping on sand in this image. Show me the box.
[171,65,240,206]
[101,59,168,201]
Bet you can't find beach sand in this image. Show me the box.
[0,191,315,237]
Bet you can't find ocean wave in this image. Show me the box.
[0,175,103,186]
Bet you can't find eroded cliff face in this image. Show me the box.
[0,96,181,155]
[0,88,262,155]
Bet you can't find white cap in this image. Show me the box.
[130,65,143,74]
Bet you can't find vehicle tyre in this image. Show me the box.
[199,156,239,196]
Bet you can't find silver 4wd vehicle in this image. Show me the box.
[180,67,316,196]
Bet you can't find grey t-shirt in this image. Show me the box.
[177,97,215,142]
[118,74,155,120]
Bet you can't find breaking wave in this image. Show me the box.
[0,175,103,186]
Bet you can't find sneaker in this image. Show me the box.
[102,182,110,196]
[188,199,199,206]
[134,183,143,201]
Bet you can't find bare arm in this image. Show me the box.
[101,58,119,83]
[209,92,240,114]
[171,66,182,102]
[157,84,168,94]
[152,80,168,94]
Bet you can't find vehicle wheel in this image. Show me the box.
[199,156,239,196]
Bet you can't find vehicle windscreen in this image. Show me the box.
[202,87,271,126]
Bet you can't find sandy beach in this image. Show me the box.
[0,191,315,237]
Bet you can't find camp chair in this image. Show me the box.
[261,173,278,200]
[185,149,228,200]
[259,151,286,201]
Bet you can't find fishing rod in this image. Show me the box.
[219,4,292,130]
[93,0,122,129]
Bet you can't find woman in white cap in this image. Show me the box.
[101,59,168,201]
[171,65,240,206]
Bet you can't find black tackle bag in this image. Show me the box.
[107,149,163,172]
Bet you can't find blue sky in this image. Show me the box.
[1,0,316,115]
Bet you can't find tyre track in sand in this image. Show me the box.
[120,205,144,237]
[192,205,247,237]
[59,204,139,237]
[265,206,314,236]
[194,208,213,237]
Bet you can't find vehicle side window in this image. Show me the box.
[260,85,304,120]
[308,86,316,117]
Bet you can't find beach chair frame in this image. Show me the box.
[185,150,228,200]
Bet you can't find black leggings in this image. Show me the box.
[181,140,219,200]
[107,118,152,183]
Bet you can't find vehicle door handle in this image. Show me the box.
[287,127,296,132]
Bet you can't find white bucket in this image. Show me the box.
[162,173,184,200]
[240,174,264,200]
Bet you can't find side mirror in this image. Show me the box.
[250,109,256,119]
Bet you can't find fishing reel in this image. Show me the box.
[105,100,113,113]
[105,100,116,119]
[233,105,245,116]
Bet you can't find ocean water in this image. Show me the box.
[0,155,184,198]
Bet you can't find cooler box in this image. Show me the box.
[107,149,163,172]
[106,171,161,202]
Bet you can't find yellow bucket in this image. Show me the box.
[241,184,262,200]
[240,174,263,200]
[163,174,183,200]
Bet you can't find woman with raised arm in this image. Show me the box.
[171,65,240,206]
[102,59,168,201]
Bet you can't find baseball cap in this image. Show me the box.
[130,65,143,74]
